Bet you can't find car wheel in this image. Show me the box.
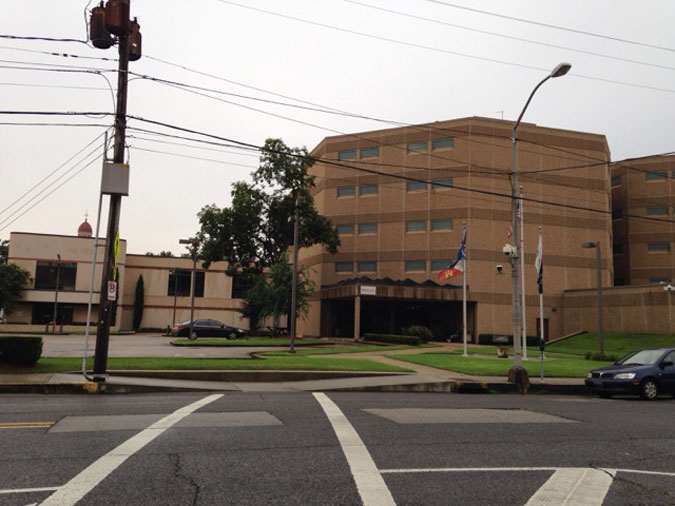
[228,331,238,340]
[639,378,658,400]
[188,331,198,341]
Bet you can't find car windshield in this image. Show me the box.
[618,349,664,366]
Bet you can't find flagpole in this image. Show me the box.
[462,221,468,357]
[519,187,527,360]
[538,227,545,382]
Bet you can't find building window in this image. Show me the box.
[407,141,427,153]
[648,242,670,252]
[432,138,453,150]
[405,260,426,272]
[336,224,355,235]
[613,244,624,255]
[358,223,377,234]
[431,178,453,190]
[337,186,355,197]
[611,209,623,220]
[359,184,378,195]
[649,277,671,284]
[611,175,621,186]
[406,181,426,192]
[34,261,77,291]
[357,261,377,272]
[431,260,451,271]
[360,147,379,158]
[231,273,253,299]
[614,277,625,286]
[431,218,453,231]
[338,149,356,160]
[646,206,668,215]
[335,262,353,272]
[406,220,426,232]
[645,171,667,181]
[168,270,204,297]
[31,302,74,325]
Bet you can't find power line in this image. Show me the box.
[215,0,675,94]
[426,0,675,53]
[347,0,675,71]
[0,34,89,44]
[0,44,117,62]
[129,145,258,169]
[0,81,108,91]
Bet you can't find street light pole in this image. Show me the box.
[289,195,300,353]
[171,269,178,326]
[510,62,571,371]
[52,253,61,334]
[582,241,604,355]
[179,238,199,339]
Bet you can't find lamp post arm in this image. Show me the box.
[513,75,551,136]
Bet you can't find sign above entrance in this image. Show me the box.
[360,285,377,296]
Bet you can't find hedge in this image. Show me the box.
[478,334,541,347]
[0,336,43,365]
[363,333,421,346]
[404,326,433,343]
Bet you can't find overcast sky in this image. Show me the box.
[2,0,674,255]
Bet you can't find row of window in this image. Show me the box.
[614,242,671,253]
[336,178,453,198]
[613,207,673,219]
[337,219,453,236]
[612,172,675,187]
[337,138,454,161]
[335,259,452,273]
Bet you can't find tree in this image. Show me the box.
[0,263,31,316]
[0,240,9,265]
[132,275,144,331]
[198,138,339,275]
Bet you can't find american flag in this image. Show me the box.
[507,201,521,238]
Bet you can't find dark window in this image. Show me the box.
[168,269,204,297]
[611,175,621,186]
[359,184,378,195]
[338,150,356,160]
[431,260,451,271]
[649,277,671,283]
[407,141,427,153]
[406,220,426,232]
[648,242,670,252]
[358,223,377,234]
[646,171,667,181]
[232,273,253,299]
[405,260,426,271]
[614,277,625,286]
[34,261,77,291]
[646,206,668,215]
[613,244,624,255]
[431,219,452,231]
[431,178,453,190]
[406,181,426,192]
[357,261,377,272]
[432,138,453,150]
[335,262,353,272]
[612,209,623,220]
[337,186,356,197]
[31,302,74,325]
[337,224,355,235]
[360,147,379,158]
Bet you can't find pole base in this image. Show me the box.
[92,374,108,383]
[508,365,530,393]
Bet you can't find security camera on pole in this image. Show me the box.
[89,0,143,381]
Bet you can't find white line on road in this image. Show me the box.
[525,468,614,506]
[380,467,675,478]
[38,393,223,506]
[0,487,59,494]
[313,392,396,506]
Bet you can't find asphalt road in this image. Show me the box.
[1,392,673,506]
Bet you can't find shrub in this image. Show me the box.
[585,351,618,362]
[404,325,433,343]
[0,336,43,365]
[478,334,540,346]
[363,333,421,346]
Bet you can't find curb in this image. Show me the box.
[0,382,99,394]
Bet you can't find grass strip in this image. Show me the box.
[0,356,411,374]
[547,332,675,357]
[262,344,425,356]
[171,337,327,346]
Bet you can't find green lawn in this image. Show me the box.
[547,332,675,357]
[172,337,328,346]
[262,344,428,356]
[391,351,612,378]
[0,356,411,375]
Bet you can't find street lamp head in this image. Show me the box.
[581,241,598,248]
[550,62,572,78]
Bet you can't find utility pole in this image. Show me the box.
[179,238,200,340]
[91,1,141,380]
[289,195,300,353]
[52,253,61,333]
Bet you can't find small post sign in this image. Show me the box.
[107,281,117,301]
[360,285,377,296]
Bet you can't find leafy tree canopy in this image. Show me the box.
[0,240,9,265]
[198,138,339,275]
[0,263,31,315]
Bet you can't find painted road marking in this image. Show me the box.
[49,411,282,432]
[0,422,54,429]
[314,392,396,506]
[525,467,614,506]
[380,467,675,478]
[38,393,223,506]
[0,486,59,494]
[364,408,576,424]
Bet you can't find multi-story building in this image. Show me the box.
[298,117,613,341]
[612,154,675,286]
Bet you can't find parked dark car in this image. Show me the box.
[170,319,246,340]
[585,347,675,400]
